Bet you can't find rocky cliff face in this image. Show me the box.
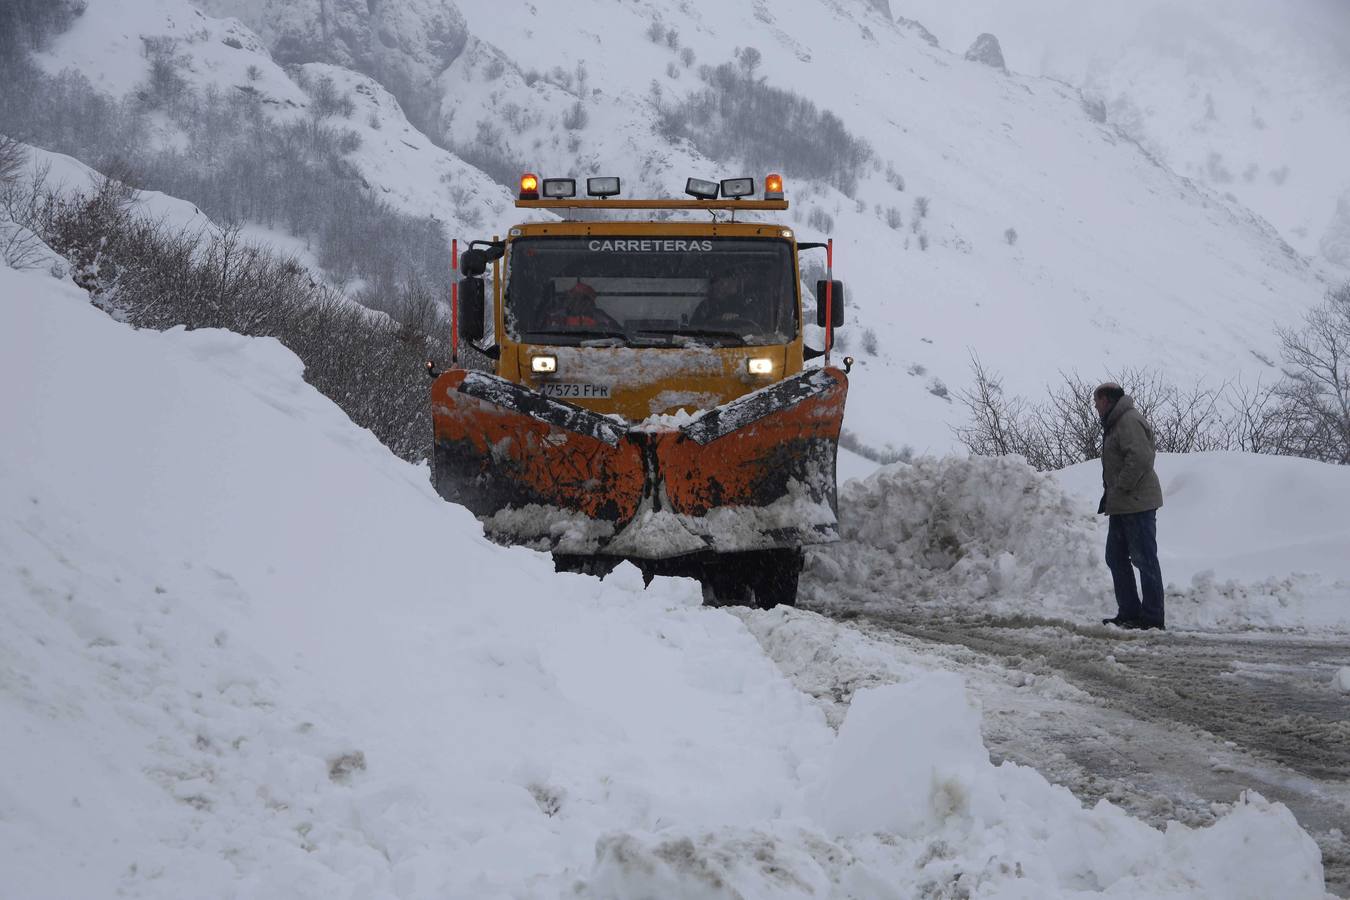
[964,33,1006,72]
[195,0,468,125]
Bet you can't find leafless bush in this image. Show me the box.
[308,75,356,118]
[34,181,446,461]
[0,136,24,186]
[1004,227,1018,245]
[140,37,189,111]
[807,207,833,233]
[562,101,588,130]
[913,196,930,219]
[954,355,1251,471]
[861,328,879,355]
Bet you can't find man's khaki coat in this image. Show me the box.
[1100,396,1164,515]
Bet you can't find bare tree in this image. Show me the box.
[955,358,1248,471]
[1274,283,1350,463]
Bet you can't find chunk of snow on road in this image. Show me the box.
[1336,667,1350,693]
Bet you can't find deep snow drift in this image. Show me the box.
[0,265,1333,897]
[808,452,1350,633]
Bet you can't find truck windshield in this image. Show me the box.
[504,237,797,346]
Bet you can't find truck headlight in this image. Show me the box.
[747,358,773,375]
[532,355,557,373]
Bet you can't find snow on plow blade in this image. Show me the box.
[431,368,849,558]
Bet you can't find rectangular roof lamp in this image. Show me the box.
[542,178,576,199]
[587,176,621,197]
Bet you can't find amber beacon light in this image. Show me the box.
[765,173,784,200]
[519,173,540,200]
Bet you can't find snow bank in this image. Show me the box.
[581,670,1328,900]
[1056,453,1350,632]
[0,267,1332,897]
[805,455,1103,617]
[809,453,1350,632]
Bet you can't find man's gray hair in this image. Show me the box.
[1094,382,1125,402]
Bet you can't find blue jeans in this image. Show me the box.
[1106,509,1164,625]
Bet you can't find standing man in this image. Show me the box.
[1094,382,1166,630]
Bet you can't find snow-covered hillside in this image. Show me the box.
[29,0,1336,454]
[1,256,1335,898]
[894,0,1350,273]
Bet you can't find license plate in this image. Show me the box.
[541,382,611,400]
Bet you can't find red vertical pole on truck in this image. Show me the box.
[824,238,834,367]
[450,238,459,365]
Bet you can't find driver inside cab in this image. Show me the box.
[692,274,759,328]
[546,280,611,329]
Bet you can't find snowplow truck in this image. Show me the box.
[430,174,849,607]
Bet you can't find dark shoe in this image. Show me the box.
[1101,615,1142,628]
[1138,621,1166,631]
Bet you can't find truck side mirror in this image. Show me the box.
[460,242,505,277]
[815,280,844,327]
[460,249,488,277]
[459,277,486,343]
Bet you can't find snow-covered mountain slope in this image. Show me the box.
[894,0,1350,272]
[32,0,1336,455]
[1,261,1333,899]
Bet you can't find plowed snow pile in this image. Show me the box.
[810,455,1350,632]
[0,264,1331,898]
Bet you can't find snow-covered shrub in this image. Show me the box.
[307,74,356,118]
[140,37,189,112]
[1004,226,1018,245]
[34,180,444,461]
[885,164,905,191]
[862,327,879,356]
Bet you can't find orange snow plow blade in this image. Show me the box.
[431,368,848,557]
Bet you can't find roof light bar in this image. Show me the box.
[519,172,540,201]
[542,178,576,199]
[720,177,755,199]
[587,176,621,198]
[685,177,719,200]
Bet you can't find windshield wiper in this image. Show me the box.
[529,328,629,340]
[665,328,748,346]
